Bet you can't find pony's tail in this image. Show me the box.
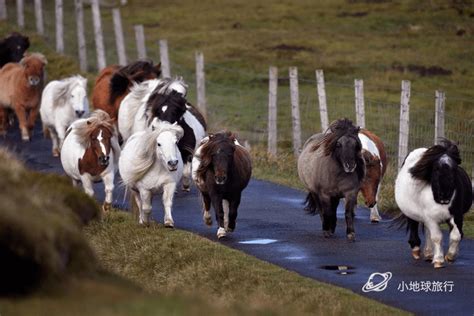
[303,192,320,215]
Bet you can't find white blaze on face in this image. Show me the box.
[97,130,107,156]
[162,105,168,113]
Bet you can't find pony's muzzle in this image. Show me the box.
[28,76,40,86]
[167,160,179,171]
[215,175,227,185]
[75,110,85,118]
[343,163,356,173]
[99,155,110,166]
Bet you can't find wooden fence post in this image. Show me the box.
[134,25,147,59]
[316,70,328,132]
[112,8,127,65]
[268,66,278,156]
[289,67,302,156]
[354,79,365,128]
[398,80,411,170]
[16,0,24,28]
[75,0,87,72]
[55,0,64,54]
[120,0,127,4]
[91,0,106,70]
[159,39,171,78]
[34,0,44,35]
[0,0,7,20]
[195,51,207,119]
[434,90,445,144]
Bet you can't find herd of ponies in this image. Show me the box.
[0,32,472,269]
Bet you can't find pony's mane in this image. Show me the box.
[186,102,207,130]
[124,122,184,184]
[54,75,87,107]
[196,131,249,182]
[109,59,161,105]
[73,110,116,148]
[409,138,461,182]
[154,77,188,96]
[310,118,360,155]
[20,52,47,65]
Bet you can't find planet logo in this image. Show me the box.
[362,272,392,293]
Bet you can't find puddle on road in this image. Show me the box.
[239,239,278,245]
[320,265,356,275]
[285,256,306,260]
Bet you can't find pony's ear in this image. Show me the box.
[87,120,92,125]
[209,133,214,139]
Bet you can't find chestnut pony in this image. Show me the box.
[0,53,47,140]
[91,60,161,121]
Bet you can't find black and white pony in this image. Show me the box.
[298,119,365,241]
[395,139,472,268]
[118,78,206,191]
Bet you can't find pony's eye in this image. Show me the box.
[157,143,161,147]
[336,142,342,148]
[151,126,155,131]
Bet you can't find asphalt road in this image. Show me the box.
[2,123,473,316]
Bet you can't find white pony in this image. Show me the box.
[395,140,472,268]
[61,110,121,213]
[119,119,184,226]
[40,75,89,156]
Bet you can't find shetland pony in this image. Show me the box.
[298,119,365,241]
[118,78,206,191]
[40,75,89,156]
[395,139,472,268]
[358,129,387,222]
[192,132,252,239]
[91,60,161,120]
[119,120,184,226]
[0,53,47,140]
[60,110,121,213]
[0,32,30,67]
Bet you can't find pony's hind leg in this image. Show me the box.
[202,193,212,226]
[162,182,177,228]
[426,221,445,268]
[445,217,462,262]
[423,225,434,261]
[139,189,152,225]
[407,218,421,259]
[81,175,95,197]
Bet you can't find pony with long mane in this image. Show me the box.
[0,53,47,140]
[40,75,89,156]
[192,131,252,239]
[92,59,161,120]
[0,32,30,67]
[395,139,472,268]
[119,120,184,226]
[60,110,121,213]
[358,129,387,222]
[118,77,206,191]
[298,118,365,241]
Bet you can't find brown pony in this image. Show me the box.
[91,60,161,121]
[0,53,47,141]
[193,132,252,239]
[358,129,387,223]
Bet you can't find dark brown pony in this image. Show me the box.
[0,32,30,67]
[0,53,47,140]
[92,60,161,120]
[358,129,387,222]
[194,132,252,239]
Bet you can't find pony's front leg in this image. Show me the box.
[407,218,421,259]
[426,221,444,268]
[13,104,29,141]
[202,193,212,226]
[344,193,357,241]
[182,161,191,192]
[26,106,39,137]
[423,226,433,261]
[102,171,114,214]
[139,189,152,225]
[227,195,242,233]
[49,127,60,157]
[81,175,95,197]
[319,197,333,238]
[162,182,177,228]
[0,107,7,136]
[445,217,462,263]
[211,194,226,239]
[370,184,382,222]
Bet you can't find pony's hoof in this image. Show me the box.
[102,203,112,213]
[347,233,356,242]
[323,230,332,238]
[424,253,433,262]
[21,135,30,142]
[52,148,60,157]
[433,261,445,269]
[217,227,227,239]
[182,185,191,192]
[411,247,421,260]
[370,216,381,223]
[225,227,234,233]
[164,220,174,228]
[445,254,456,263]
